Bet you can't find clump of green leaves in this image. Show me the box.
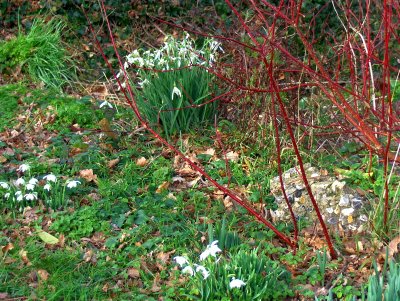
[50,204,110,239]
[120,33,222,139]
[174,240,293,300]
[0,17,75,90]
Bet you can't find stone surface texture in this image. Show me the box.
[269,163,369,232]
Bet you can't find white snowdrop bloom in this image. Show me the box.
[17,164,30,173]
[4,192,10,199]
[44,184,52,191]
[138,79,150,87]
[171,86,182,100]
[0,182,9,189]
[182,265,194,276]
[200,240,222,261]
[154,49,162,61]
[229,278,246,289]
[15,178,25,186]
[174,256,189,267]
[194,264,210,279]
[43,174,57,183]
[26,183,35,191]
[99,100,113,109]
[24,193,37,201]
[66,180,81,189]
[28,178,38,185]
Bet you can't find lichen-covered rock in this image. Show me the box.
[269,163,369,233]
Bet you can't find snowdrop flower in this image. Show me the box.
[138,79,150,87]
[200,240,222,261]
[15,191,23,201]
[174,256,189,267]
[194,264,210,279]
[182,266,194,276]
[28,178,38,185]
[15,178,25,187]
[17,164,30,173]
[66,180,81,189]
[171,85,182,100]
[26,183,35,191]
[4,192,10,199]
[99,100,113,109]
[229,278,246,289]
[0,182,9,189]
[44,184,52,191]
[24,193,37,201]
[43,174,57,183]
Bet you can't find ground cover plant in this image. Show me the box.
[0,1,399,300]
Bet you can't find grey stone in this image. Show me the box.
[269,164,369,233]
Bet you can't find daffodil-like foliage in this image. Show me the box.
[118,33,223,139]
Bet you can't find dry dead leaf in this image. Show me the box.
[108,158,120,169]
[0,155,7,163]
[1,243,14,253]
[136,157,148,167]
[127,267,140,278]
[201,148,215,156]
[223,196,234,210]
[177,166,197,176]
[98,118,118,139]
[226,151,239,162]
[150,274,162,292]
[79,169,98,183]
[102,283,109,293]
[156,181,170,193]
[19,249,31,266]
[388,235,400,260]
[0,292,9,299]
[37,269,49,281]
[83,249,97,263]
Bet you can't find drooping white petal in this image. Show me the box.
[229,278,246,289]
[171,86,182,100]
[194,264,210,279]
[44,174,57,183]
[0,182,9,189]
[26,183,35,191]
[28,178,38,185]
[15,178,25,186]
[173,256,189,267]
[200,240,222,261]
[24,193,37,201]
[181,266,194,276]
[66,180,81,189]
[17,164,30,173]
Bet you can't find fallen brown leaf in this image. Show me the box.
[19,249,31,266]
[1,243,14,253]
[79,169,98,184]
[127,267,140,278]
[136,157,148,167]
[156,181,170,193]
[107,158,120,169]
[388,235,400,260]
[37,269,50,281]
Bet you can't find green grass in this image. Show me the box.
[0,83,28,131]
[0,17,76,90]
